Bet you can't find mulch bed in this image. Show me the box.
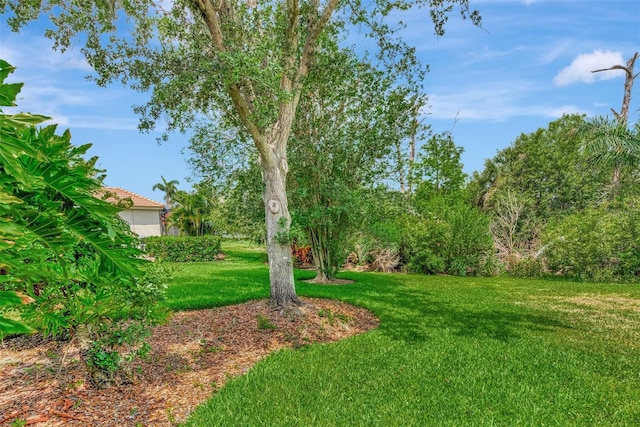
[0,297,378,426]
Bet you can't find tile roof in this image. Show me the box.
[100,187,165,209]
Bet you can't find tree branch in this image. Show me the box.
[592,52,638,126]
[190,0,270,163]
[299,0,339,82]
[268,0,339,152]
[591,64,627,74]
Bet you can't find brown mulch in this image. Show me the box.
[0,297,379,426]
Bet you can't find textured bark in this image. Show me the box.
[262,148,300,307]
[617,52,638,126]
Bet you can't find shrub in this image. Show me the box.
[509,256,545,278]
[542,198,640,282]
[401,199,496,276]
[85,261,170,387]
[143,236,222,262]
[402,220,449,274]
[0,60,167,383]
[439,200,495,276]
[369,247,400,273]
[291,243,313,265]
[86,321,151,388]
[408,247,446,275]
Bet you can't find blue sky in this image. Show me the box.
[1,0,639,203]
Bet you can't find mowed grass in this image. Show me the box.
[167,241,640,426]
[165,240,270,310]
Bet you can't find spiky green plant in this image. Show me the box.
[577,115,640,190]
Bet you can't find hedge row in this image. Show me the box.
[143,236,222,262]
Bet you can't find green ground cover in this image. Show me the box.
[168,241,640,426]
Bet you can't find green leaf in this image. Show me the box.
[0,290,33,307]
[0,112,52,126]
[0,316,36,338]
[0,291,35,338]
[0,59,16,82]
[0,82,23,106]
[63,208,145,279]
[0,190,23,205]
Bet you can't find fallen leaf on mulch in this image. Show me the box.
[0,297,378,426]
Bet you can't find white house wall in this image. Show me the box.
[118,209,162,237]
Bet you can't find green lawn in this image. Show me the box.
[168,241,640,426]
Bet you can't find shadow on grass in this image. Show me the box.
[220,241,268,264]
[167,261,270,311]
[377,292,570,343]
[172,241,573,344]
[298,272,571,344]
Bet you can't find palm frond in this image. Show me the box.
[577,116,640,168]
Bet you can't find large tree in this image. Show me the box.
[411,130,467,199]
[2,0,480,306]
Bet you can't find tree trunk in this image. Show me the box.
[408,115,417,195]
[612,165,621,188]
[261,158,300,307]
[308,226,336,283]
[618,52,638,126]
[612,52,637,189]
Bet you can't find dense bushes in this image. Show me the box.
[542,198,640,282]
[344,189,496,276]
[469,114,640,282]
[505,198,640,283]
[401,198,496,276]
[144,236,222,262]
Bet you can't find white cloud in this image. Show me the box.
[423,79,593,123]
[463,45,526,65]
[425,80,533,121]
[546,104,589,117]
[25,85,96,106]
[1,34,92,72]
[537,40,572,65]
[68,116,140,131]
[553,50,625,86]
[4,77,141,132]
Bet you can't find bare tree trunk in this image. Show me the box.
[397,142,406,195]
[612,166,622,188]
[261,155,300,307]
[617,52,638,125]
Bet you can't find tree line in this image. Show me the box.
[161,110,640,284]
